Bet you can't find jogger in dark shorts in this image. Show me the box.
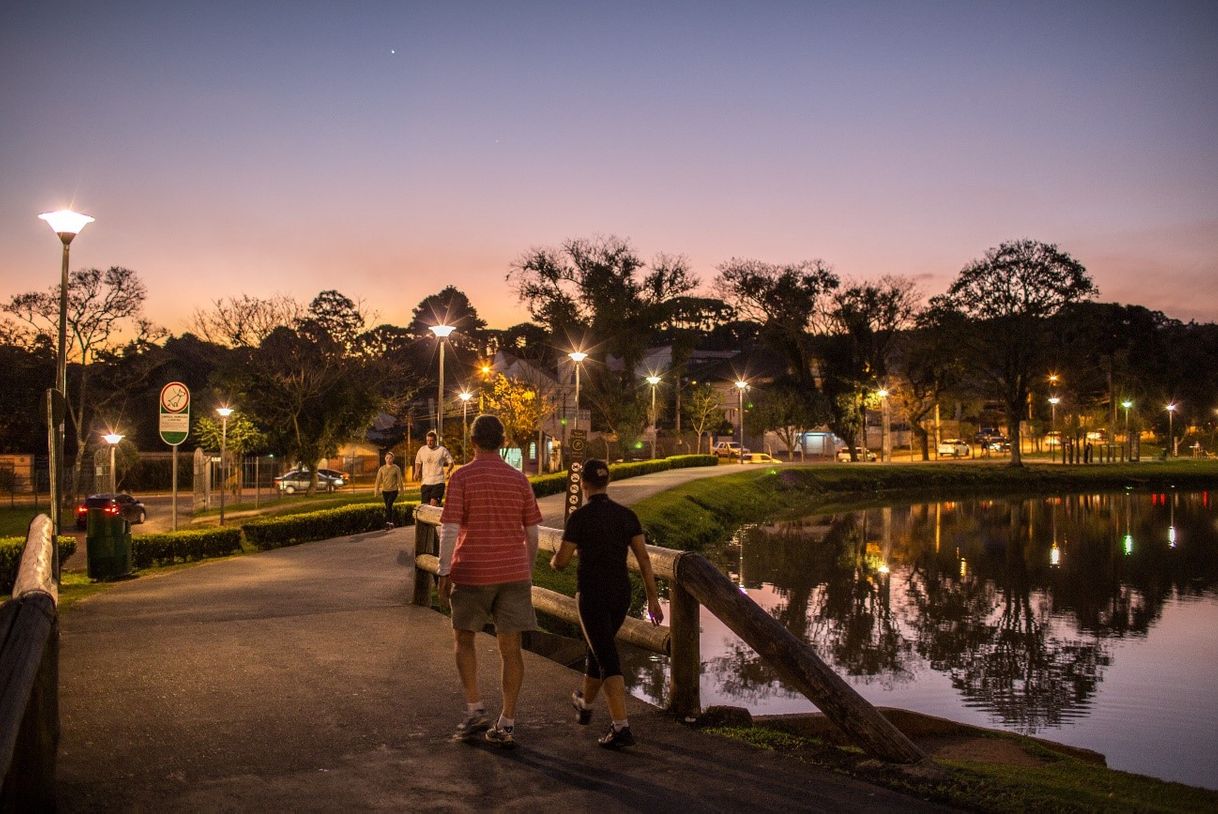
[551,459,663,748]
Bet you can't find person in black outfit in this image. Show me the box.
[550,459,663,749]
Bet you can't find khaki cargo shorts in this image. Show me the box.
[450,580,537,634]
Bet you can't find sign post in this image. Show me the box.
[564,429,588,524]
[159,382,190,530]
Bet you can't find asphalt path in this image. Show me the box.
[55,461,945,811]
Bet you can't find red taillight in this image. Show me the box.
[105,504,119,516]
[76,504,87,515]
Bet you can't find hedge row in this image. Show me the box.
[131,528,243,569]
[528,454,717,498]
[0,536,78,593]
[241,501,417,550]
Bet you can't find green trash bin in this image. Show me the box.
[86,506,132,580]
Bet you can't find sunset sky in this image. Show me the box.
[3,1,1216,333]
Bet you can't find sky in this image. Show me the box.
[3,1,1217,333]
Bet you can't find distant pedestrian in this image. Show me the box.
[414,430,454,506]
[438,415,542,749]
[373,452,403,528]
[551,459,663,749]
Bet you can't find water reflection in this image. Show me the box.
[624,490,1218,786]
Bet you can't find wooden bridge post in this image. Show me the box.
[412,516,437,607]
[667,551,701,719]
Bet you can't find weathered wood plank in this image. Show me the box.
[675,553,927,764]
[0,595,57,800]
[666,576,702,720]
[13,515,56,603]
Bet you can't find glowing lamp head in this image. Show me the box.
[458,391,473,402]
[102,432,123,446]
[877,388,889,399]
[646,375,661,386]
[568,351,587,364]
[1122,400,1133,410]
[1048,397,1060,406]
[216,406,234,418]
[735,379,748,390]
[1166,403,1176,413]
[430,324,455,339]
[39,209,94,242]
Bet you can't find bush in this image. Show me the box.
[0,536,77,593]
[242,501,416,550]
[525,454,718,499]
[131,528,242,569]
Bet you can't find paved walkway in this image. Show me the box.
[56,464,943,811]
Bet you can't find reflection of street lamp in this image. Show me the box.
[568,351,587,433]
[1049,396,1061,462]
[429,325,455,438]
[735,379,749,460]
[646,374,661,459]
[217,406,233,525]
[1166,403,1176,457]
[39,209,93,544]
[103,432,123,493]
[877,387,890,463]
[1121,400,1133,460]
[458,390,473,462]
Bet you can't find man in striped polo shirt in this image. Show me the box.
[438,414,542,749]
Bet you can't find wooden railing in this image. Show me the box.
[0,514,60,809]
[412,505,926,764]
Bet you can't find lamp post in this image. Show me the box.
[1049,396,1060,462]
[478,361,492,411]
[217,406,233,525]
[735,379,749,461]
[646,375,661,458]
[459,390,472,462]
[430,325,455,438]
[1166,403,1176,457]
[103,432,123,493]
[877,387,890,463]
[1121,400,1133,461]
[38,209,93,545]
[568,351,587,433]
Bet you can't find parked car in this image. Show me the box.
[836,447,877,462]
[1045,431,1063,448]
[274,468,346,494]
[75,493,147,529]
[981,436,1010,453]
[937,439,971,458]
[713,441,750,458]
[741,452,780,464]
[318,468,350,483]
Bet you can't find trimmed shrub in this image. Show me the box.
[242,501,417,550]
[131,528,242,569]
[665,454,719,469]
[0,536,77,593]
[525,454,716,498]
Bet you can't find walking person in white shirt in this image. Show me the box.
[414,430,454,506]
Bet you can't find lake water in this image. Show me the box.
[624,489,1218,790]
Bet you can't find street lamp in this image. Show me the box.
[735,378,749,461]
[568,351,587,433]
[430,325,455,438]
[102,432,123,493]
[458,390,473,462]
[1166,403,1176,457]
[39,208,93,544]
[478,361,492,411]
[1121,400,1133,461]
[217,406,233,525]
[646,374,661,459]
[1049,396,1061,462]
[876,387,890,463]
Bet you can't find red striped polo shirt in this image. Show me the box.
[441,452,543,586]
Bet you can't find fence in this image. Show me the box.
[410,505,926,764]
[0,515,59,808]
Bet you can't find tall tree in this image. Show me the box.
[482,373,555,472]
[684,384,724,455]
[189,294,303,348]
[4,266,158,497]
[714,258,839,390]
[929,240,1097,465]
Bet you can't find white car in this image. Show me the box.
[937,439,971,458]
[836,447,877,462]
[713,441,750,458]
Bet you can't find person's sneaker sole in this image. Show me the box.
[598,727,635,749]
[571,691,592,725]
[451,716,489,742]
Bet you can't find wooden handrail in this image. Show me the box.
[0,514,60,808]
[411,504,927,764]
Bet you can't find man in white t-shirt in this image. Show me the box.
[414,430,454,506]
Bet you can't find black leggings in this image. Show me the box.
[381,490,398,523]
[577,588,630,679]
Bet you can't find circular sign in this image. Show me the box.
[570,436,587,455]
[160,382,190,413]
